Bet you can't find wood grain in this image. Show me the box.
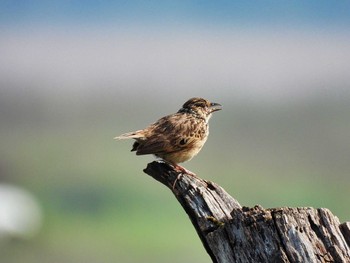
[144,161,350,263]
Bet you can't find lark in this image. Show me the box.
[114,97,222,175]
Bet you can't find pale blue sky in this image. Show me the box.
[1,1,350,30]
[1,1,350,103]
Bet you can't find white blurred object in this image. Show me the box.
[0,184,42,240]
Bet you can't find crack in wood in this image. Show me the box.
[143,161,350,263]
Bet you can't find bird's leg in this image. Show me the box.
[164,162,196,190]
[158,160,197,189]
[173,164,196,176]
[172,173,183,190]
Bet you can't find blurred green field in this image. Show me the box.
[1,122,210,263]
[0,91,349,263]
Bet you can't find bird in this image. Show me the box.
[114,97,222,176]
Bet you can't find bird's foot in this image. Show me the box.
[172,173,183,190]
[172,164,196,176]
[169,163,196,190]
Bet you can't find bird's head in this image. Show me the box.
[179,97,222,121]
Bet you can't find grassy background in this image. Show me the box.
[0,89,349,262]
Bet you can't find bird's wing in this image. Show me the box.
[135,113,202,156]
[114,130,144,140]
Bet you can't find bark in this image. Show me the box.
[143,161,350,263]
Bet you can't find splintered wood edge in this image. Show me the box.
[340,222,350,247]
[143,161,350,262]
[143,161,241,219]
[143,160,241,262]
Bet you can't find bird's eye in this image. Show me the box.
[179,138,187,145]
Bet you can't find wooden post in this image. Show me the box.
[143,161,350,263]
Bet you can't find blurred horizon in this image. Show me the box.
[1,1,350,263]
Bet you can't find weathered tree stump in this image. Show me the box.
[143,161,350,263]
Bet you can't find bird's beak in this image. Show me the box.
[209,102,222,113]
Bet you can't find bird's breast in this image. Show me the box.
[160,134,208,164]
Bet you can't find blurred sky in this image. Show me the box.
[1,1,350,105]
[1,1,350,28]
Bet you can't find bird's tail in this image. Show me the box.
[114,130,144,140]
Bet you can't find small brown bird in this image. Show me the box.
[114,97,222,175]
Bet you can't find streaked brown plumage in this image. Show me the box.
[114,97,222,174]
